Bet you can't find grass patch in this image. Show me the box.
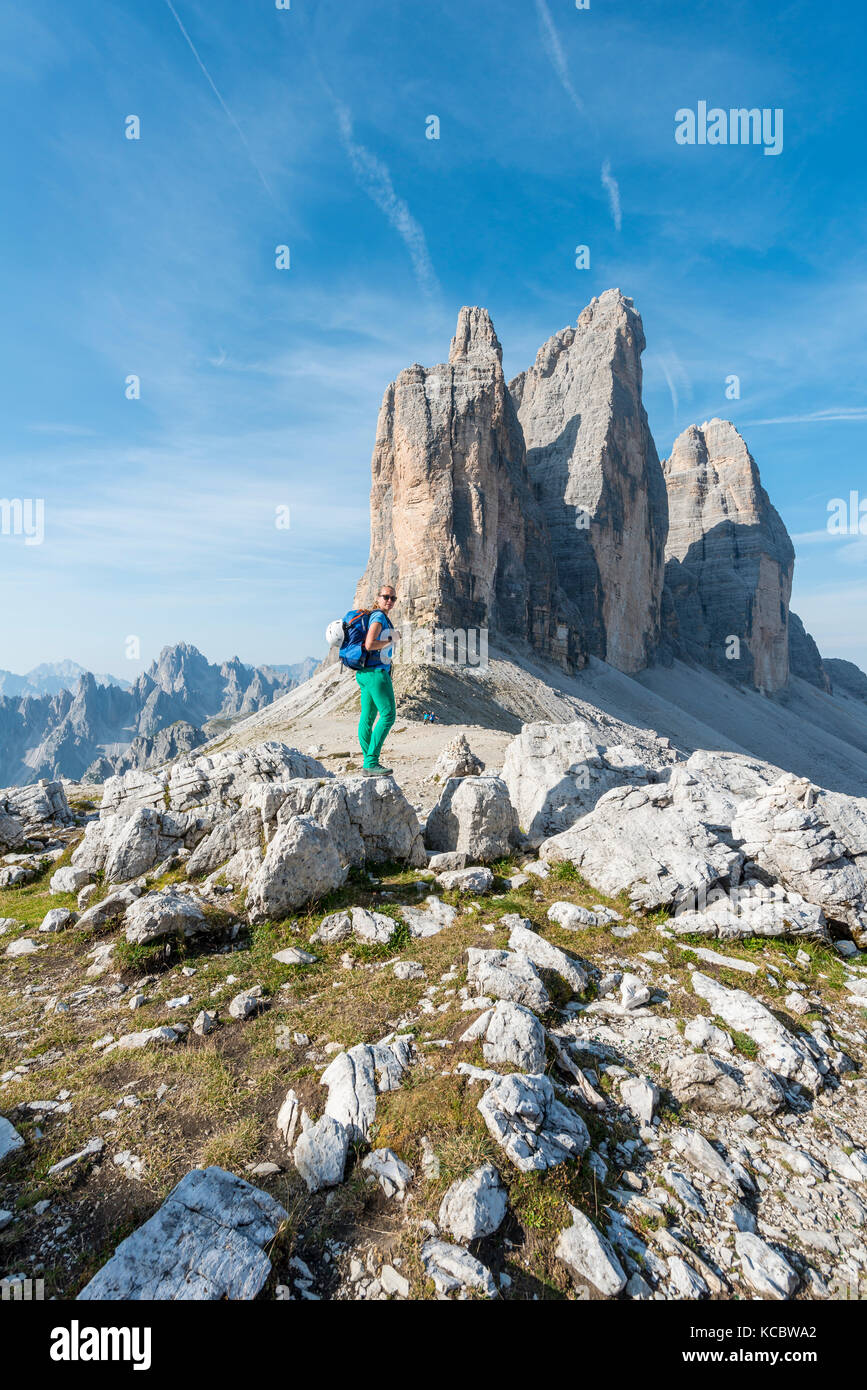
[114,936,185,974]
[488,855,522,878]
[0,859,79,930]
[551,862,583,885]
[199,1115,265,1169]
[717,1021,759,1059]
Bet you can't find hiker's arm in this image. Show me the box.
[364,621,393,652]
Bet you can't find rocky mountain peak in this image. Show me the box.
[509,289,667,674]
[448,306,503,366]
[578,286,645,346]
[662,419,795,693]
[355,307,584,669]
[149,642,214,691]
[663,419,775,526]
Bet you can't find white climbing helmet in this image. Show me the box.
[325,619,345,648]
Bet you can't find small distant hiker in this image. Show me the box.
[336,586,398,775]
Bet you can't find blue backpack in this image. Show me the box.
[338,609,373,671]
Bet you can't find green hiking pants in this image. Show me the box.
[355,667,396,768]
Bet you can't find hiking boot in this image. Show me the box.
[363,764,393,776]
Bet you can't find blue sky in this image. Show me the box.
[1,0,865,678]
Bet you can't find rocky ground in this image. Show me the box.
[2,719,867,1303]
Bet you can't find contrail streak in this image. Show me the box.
[535,0,584,114]
[163,0,277,205]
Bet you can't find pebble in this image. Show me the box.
[380,1264,410,1298]
[48,1136,104,1177]
[228,986,263,1020]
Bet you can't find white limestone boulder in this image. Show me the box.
[670,1128,753,1194]
[320,1035,414,1141]
[436,866,494,894]
[361,1148,414,1199]
[77,1167,288,1300]
[39,907,77,933]
[432,734,484,781]
[424,775,518,863]
[539,780,742,912]
[1,779,72,831]
[466,947,550,1010]
[76,885,141,932]
[348,906,397,944]
[100,743,330,820]
[620,1076,659,1126]
[185,806,264,879]
[228,986,264,1020]
[556,1204,627,1296]
[245,815,348,923]
[438,1162,507,1243]
[477,1072,590,1172]
[501,720,677,845]
[72,806,209,884]
[666,1051,785,1118]
[504,916,588,994]
[691,971,828,1091]
[735,1232,799,1300]
[670,878,829,942]
[547,900,614,929]
[732,774,867,943]
[123,890,208,945]
[49,865,92,895]
[421,1239,497,1298]
[266,775,426,868]
[0,1117,25,1167]
[0,811,26,852]
[293,1114,349,1193]
[460,1000,547,1072]
[103,1026,180,1054]
[399,896,458,938]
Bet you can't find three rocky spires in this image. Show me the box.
[355,289,824,696]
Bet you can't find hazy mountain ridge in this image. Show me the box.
[0,661,132,699]
[0,643,318,785]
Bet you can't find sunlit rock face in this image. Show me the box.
[662,418,794,693]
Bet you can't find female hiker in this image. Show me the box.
[356,585,397,775]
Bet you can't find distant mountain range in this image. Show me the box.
[0,661,132,699]
[0,643,318,786]
[260,657,320,685]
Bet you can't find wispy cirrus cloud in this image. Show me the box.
[745,407,867,425]
[790,528,839,544]
[333,103,441,303]
[648,350,692,429]
[534,0,583,115]
[601,159,622,231]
